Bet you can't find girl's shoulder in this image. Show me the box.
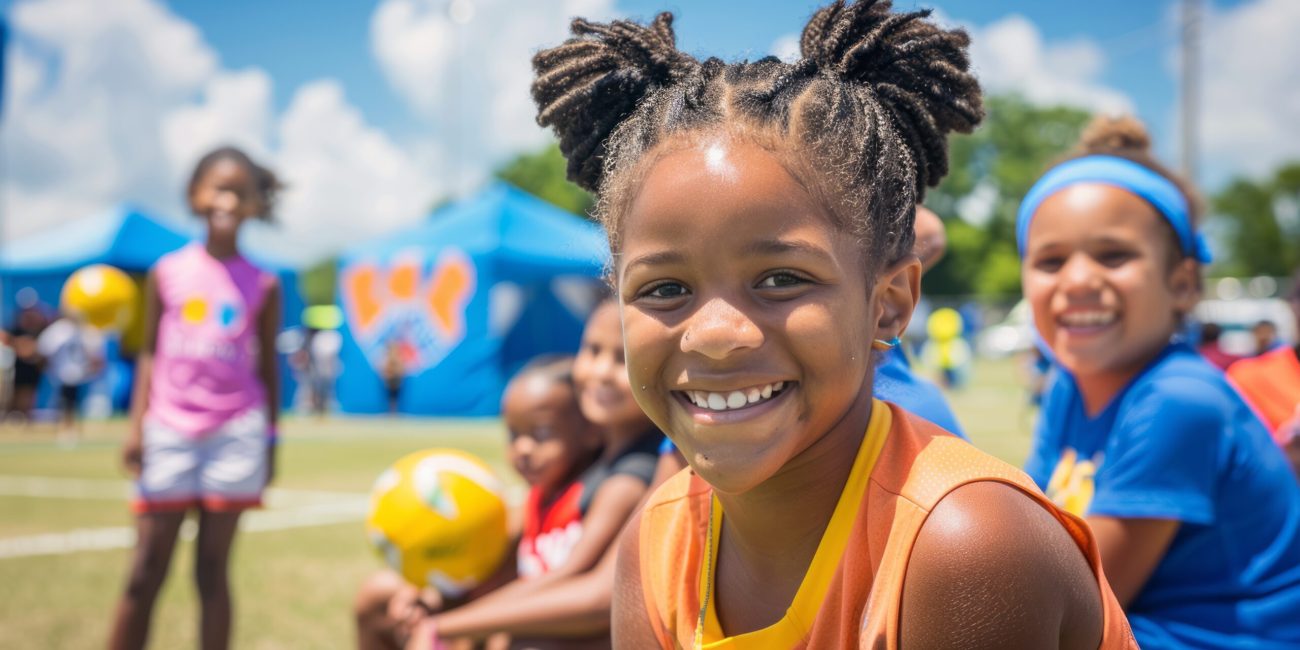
[1125,348,1236,416]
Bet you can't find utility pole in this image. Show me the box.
[1180,0,1201,184]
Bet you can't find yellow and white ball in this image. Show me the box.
[61,264,137,331]
[365,449,509,596]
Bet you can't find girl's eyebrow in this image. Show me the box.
[625,239,832,274]
[742,238,834,262]
[623,250,684,274]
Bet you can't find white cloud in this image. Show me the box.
[1198,0,1300,182]
[274,80,432,255]
[161,69,275,181]
[369,0,616,193]
[770,33,800,63]
[4,0,436,263]
[965,14,1132,114]
[763,13,1130,115]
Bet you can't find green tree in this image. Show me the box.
[495,143,594,217]
[1213,162,1300,277]
[925,95,1091,298]
[299,257,339,306]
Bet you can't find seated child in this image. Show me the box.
[401,299,664,650]
[355,356,601,649]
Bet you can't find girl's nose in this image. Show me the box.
[1060,254,1103,294]
[214,190,241,213]
[681,297,763,360]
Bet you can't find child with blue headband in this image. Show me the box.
[1019,115,1300,648]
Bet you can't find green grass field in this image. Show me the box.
[0,358,1033,649]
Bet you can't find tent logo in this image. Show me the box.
[341,247,477,375]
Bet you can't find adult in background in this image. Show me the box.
[1228,269,1300,476]
[1196,322,1241,371]
[37,311,104,443]
[4,290,49,424]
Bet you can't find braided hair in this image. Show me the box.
[531,0,982,272]
[187,146,283,221]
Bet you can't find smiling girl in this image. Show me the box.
[1020,116,1300,647]
[109,147,282,650]
[530,1,1135,647]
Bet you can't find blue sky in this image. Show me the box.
[163,0,1239,158]
[2,0,1295,260]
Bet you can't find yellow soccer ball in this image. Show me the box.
[61,264,137,331]
[365,449,509,596]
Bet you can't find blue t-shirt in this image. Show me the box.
[1026,343,1300,649]
[658,347,966,455]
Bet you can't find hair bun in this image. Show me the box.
[1077,114,1153,156]
[532,12,698,192]
[798,0,982,193]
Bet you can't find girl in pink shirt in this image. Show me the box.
[109,147,282,650]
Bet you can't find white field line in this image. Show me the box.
[0,474,526,559]
[0,498,370,559]
[0,475,364,506]
[0,474,371,559]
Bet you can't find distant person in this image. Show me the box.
[4,292,49,424]
[37,312,104,443]
[300,326,342,416]
[109,147,283,650]
[1020,114,1300,647]
[380,339,405,414]
[1197,322,1242,370]
[354,355,604,649]
[1228,270,1300,476]
[1251,319,1281,356]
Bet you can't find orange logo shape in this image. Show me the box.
[428,254,473,339]
[341,247,477,375]
[344,264,384,332]
[388,258,421,301]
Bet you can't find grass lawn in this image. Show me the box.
[0,357,1032,648]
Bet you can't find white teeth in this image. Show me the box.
[687,382,790,412]
[1060,311,1116,327]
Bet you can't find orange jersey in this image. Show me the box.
[635,400,1136,649]
[1227,347,1300,440]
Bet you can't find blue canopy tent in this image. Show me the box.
[337,184,607,416]
[0,204,304,411]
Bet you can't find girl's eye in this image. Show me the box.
[758,272,807,289]
[1096,250,1134,267]
[1033,256,1065,273]
[641,282,689,300]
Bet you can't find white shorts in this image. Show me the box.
[133,408,269,514]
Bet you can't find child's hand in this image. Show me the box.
[122,434,143,478]
[388,584,443,642]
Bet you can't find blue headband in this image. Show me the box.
[1015,155,1212,263]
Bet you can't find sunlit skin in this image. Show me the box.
[188,158,264,259]
[1022,182,1198,607]
[1022,183,1199,415]
[502,376,600,498]
[616,136,919,633]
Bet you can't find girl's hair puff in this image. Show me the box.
[187,146,283,221]
[531,0,983,273]
[1068,115,1204,228]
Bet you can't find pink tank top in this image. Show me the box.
[149,244,271,437]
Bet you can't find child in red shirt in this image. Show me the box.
[355,356,601,649]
